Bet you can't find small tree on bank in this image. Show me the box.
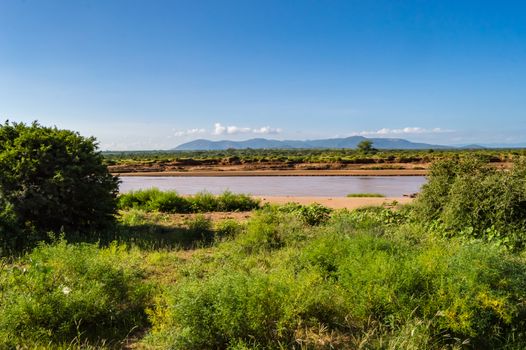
[357,140,377,154]
[0,121,119,252]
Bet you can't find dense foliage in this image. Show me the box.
[118,188,260,213]
[415,156,526,249]
[0,121,119,253]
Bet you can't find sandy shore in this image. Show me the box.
[114,169,427,177]
[256,196,413,209]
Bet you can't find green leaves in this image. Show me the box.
[415,156,526,249]
[0,121,119,253]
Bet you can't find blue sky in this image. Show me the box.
[1,0,525,150]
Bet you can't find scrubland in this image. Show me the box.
[105,148,525,174]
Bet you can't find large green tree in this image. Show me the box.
[0,121,119,250]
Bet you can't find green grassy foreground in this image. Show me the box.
[2,156,526,349]
[2,203,526,349]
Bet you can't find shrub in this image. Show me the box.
[186,214,213,242]
[0,201,26,255]
[118,189,260,213]
[294,225,526,348]
[146,268,347,349]
[154,272,294,348]
[236,209,307,253]
[190,192,218,212]
[276,203,333,226]
[0,241,150,347]
[0,121,119,251]
[328,206,409,233]
[415,156,490,221]
[149,192,191,213]
[118,188,161,209]
[215,219,244,240]
[118,188,191,213]
[415,156,526,248]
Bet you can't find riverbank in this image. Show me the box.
[257,196,412,209]
[113,169,428,177]
[116,196,412,225]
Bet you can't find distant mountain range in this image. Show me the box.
[174,136,453,151]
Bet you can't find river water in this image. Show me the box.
[118,176,426,197]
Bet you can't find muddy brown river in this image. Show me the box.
[118,176,426,197]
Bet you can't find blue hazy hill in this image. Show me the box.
[174,136,450,150]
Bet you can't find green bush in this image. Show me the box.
[236,209,307,253]
[328,206,409,233]
[149,191,191,213]
[215,219,244,240]
[0,121,119,251]
[118,189,260,213]
[186,214,214,242]
[190,192,218,212]
[153,271,294,348]
[276,203,333,225]
[146,267,346,349]
[0,241,150,347]
[118,188,191,213]
[0,201,26,255]
[117,188,159,209]
[319,231,526,346]
[415,156,526,248]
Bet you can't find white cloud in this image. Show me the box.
[225,125,251,134]
[253,126,283,134]
[212,123,226,135]
[174,128,206,137]
[352,127,451,136]
[212,123,282,135]
[173,123,283,137]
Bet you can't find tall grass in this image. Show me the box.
[0,240,150,348]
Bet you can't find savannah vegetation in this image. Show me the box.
[103,147,526,173]
[2,122,526,348]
